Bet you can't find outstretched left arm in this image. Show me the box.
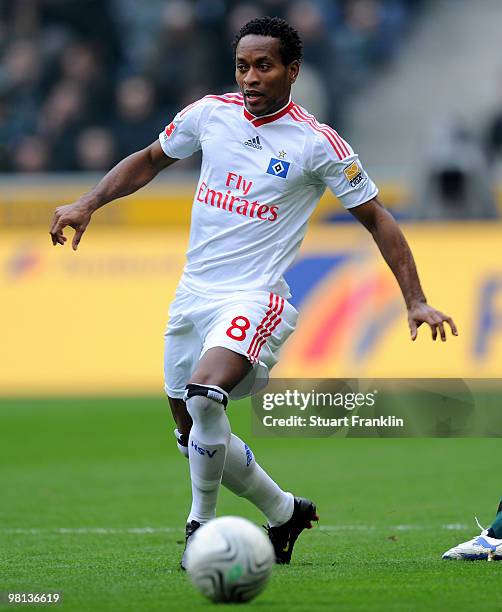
[350,197,458,341]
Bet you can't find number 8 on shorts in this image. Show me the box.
[226,316,251,341]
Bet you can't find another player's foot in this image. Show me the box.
[442,521,502,560]
[264,496,319,564]
[180,520,201,570]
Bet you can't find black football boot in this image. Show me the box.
[180,520,201,570]
[264,496,319,564]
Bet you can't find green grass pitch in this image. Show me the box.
[1,397,501,611]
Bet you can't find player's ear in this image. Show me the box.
[288,61,300,85]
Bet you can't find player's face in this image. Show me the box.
[235,35,299,117]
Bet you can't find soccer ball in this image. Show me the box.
[185,516,274,603]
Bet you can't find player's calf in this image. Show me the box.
[184,384,231,524]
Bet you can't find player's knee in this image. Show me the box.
[184,383,228,424]
[187,371,217,387]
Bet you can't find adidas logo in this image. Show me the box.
[244,135,262,150]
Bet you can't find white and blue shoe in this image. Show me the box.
[442,518,502,561]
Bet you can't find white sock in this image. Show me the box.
[185,386,231,524]
[223,434,294,527]
[175,428,293,526]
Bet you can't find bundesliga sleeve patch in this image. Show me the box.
[343,161,366,188]
[164,121,176,138]
[266,158,291,179]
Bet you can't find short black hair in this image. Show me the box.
[233,16,303,66]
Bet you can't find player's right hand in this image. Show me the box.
[50,202,93,251]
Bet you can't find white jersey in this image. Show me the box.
[159,92,378,298]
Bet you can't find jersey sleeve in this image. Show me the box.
[310,131,378,209]
[158,98,212,159]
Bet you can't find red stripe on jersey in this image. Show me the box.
[289,105,350,159]
[244,100,295,127]
[178,94,243,119]
[247,293,276,361]
[179,99,204,118]
[289,105,347,159]
[206,94,243,106]
[247,293,280,362]
[220,92,244,100]
[251,297,285,361]
[297,105,351,158]
[292,105,351,157]
[288,106,343,158]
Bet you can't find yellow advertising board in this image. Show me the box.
[1,223,501,396]
[2,177,502,227]
[0,178,408,227]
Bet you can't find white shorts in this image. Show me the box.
[163,285,298,399]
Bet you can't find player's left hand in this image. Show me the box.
[407,302,458,342]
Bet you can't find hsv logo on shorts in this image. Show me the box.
[266,157,291,179]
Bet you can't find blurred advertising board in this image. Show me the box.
[0,175,407,227]
[1,223,501,395]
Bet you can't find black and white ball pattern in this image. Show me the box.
[185,516,275,603]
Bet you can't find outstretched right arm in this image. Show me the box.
[49,140,177,250]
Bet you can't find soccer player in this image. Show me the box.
[49,17,457,568]
[443,498,502,560]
